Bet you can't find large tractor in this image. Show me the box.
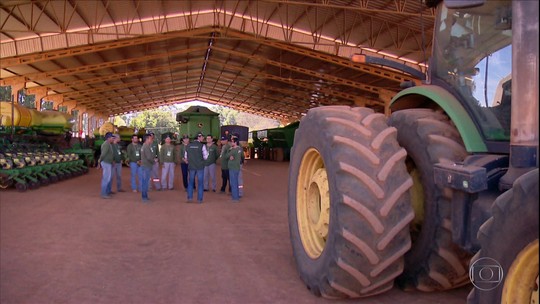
[287,0,538,303]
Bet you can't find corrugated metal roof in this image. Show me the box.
[0,0,435,121]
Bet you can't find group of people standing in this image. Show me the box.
[98,131,244,203]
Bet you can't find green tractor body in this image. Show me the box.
[176,106,220,139]
[252,122,299,161]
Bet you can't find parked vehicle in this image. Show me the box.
[176,105,220,139]
[251,122,299,161]
[287,1,538,303]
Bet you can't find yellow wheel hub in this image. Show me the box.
[406,160,424,242]
[297,148,330,259]
[502,239,539,304]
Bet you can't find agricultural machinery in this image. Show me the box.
[0,102,89,191]
[252,121,299,161]
[288,1,538,303]
[176,105,220,139]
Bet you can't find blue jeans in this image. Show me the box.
[129,162,142,191]
[187,169,204,201]
[141,166,152,200]
[220,169,230,192]
[180,163,189,189]
[107,162,122,193]
[229,169,240,200]
[150,160,161,190]
[238,164,243,197]
[100,162,112,197]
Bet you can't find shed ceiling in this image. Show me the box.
[0,0,436,122]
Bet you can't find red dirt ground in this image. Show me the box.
[1,160,469,303]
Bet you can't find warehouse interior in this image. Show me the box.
[1,0,433,129]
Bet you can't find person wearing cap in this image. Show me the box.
[177,135,190,191]
[126,134,142,192]
[140,134,154,202]
[231,133,245,198]
[226,137,243,202]
[147,133,162,191]
[108,134,125,194]
[219,136,231,194]
[159,135,176,190]
[185,132,208,203]
[97,132,115,199]
[203,135,218,192]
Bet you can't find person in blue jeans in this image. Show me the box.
[185,132,208,203]
[148,132,161,191]
[226,137,243,202]
[126,134,142,192]
[98,132,114,199]
[107,134,124,194]
[178,135,190,191]
[140,134,155,202]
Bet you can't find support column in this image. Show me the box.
[9,83,25,104]
[27,87,48,111]
[353,96,367,107]
[378,89,397,116]
[59,100,76,113]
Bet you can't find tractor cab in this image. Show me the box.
[431,0,513,144]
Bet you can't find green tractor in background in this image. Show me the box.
[251,122,299,161]
[176,105,220,139]
[288,1,538,303]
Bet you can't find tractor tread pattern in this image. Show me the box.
[289,106,414,299]
[467,169,539,304]
[389,109,471,291]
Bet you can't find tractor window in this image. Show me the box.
[433,2,512,140]
[471,45,512,138]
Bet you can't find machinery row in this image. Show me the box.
[0,102,89,191]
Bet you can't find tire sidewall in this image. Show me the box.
[288,113,341,287]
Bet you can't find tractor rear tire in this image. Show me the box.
[467,169,539,304]
[388,109,471,291]
[288,106,414,298]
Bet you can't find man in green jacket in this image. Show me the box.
[203,135,218,192]
[219,136,231,194]
[149,132,162,191]
[98,132,114,199]
[159,135,176,190]
[140,134,154,202]
[226,137,243,202]
[185,132,208,203]
[231,133,245,197]
[108,134,125,194]
[177,135,190,191]
[126,134,142,192]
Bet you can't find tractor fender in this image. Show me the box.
[390,85,487,153]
